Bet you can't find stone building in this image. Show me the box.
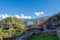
[33,19,46,25]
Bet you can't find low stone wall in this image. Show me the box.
[2,29,59,40]
[15,29,58,40]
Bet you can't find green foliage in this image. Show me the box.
[14,30,21,37]
[0,17,24,29]
[9,28,14,34]
[0,17,24,28]
[48,12,60,22]
[28,34,58,40]
[0,28,2,34]
[0,17,25,37]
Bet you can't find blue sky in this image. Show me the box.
[0,0,60,19]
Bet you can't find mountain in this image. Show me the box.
[47,12,60,22]
[0,17,25,29]
[22,19,34,25]
[0,17,26,37]
[19,16,49,25]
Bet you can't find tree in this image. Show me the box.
[0,17,25,37]
[9,28,14,34]
[48,12,60,23]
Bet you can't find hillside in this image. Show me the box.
[0,17,25,29]
[0,17,25,38]
[48,12,60,23]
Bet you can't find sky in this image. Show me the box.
[0,0,60,19]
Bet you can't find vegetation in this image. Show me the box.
[0,12,60,39]
[28,13,60,40]
[48,12,60,22]
[0,17,25,37]
[28,34,58,40]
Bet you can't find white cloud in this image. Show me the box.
[0,14,11,19]
[40,12,44,14]
[0,14,32,19]
[24,16,31,19]
[20,14,32,19]
[20,14,25,19]
[0,14,10,19]
[28,16,31,19]
[1,14,6,18]
[15,15,20,18]
[35,12,44,16]
[0,12,44,19]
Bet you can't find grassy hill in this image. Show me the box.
[0,17,25,37]
[48,12,60,22]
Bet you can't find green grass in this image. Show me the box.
[28,34,58,40]
[14,30,22,37]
